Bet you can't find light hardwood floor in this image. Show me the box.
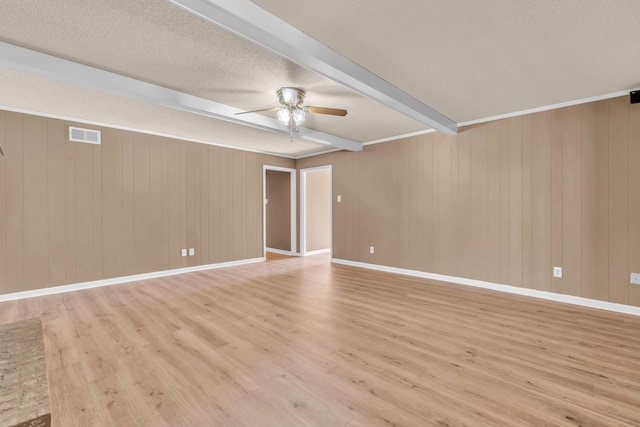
[1,253,640,426]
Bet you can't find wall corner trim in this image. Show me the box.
[0,257,265,303]
[331,259,640,317]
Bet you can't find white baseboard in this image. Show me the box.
[0,257,265,303]
[304,248,331,256]
[331,258,640,317]
[266,247,293,256]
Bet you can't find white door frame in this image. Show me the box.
[263,165,297,256]
[300,165,332,257]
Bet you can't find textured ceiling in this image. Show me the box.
[0,0,638,157]
[254,0,640,122]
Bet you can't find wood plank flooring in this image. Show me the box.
[1,253,640,426]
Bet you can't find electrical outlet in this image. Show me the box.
[369,246,375,254]
[553,266,563,278]
[631,273,640,285]
[188,248,195,256]
[181,249,187,257]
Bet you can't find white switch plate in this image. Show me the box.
[189,248,195,256]
[369,246,375,254]
[337,195,342,203]
[553,266,562,278]
[181,249,187,257]
[265,199,268,205]
[631,273,640,285]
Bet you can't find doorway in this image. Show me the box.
[300,165,332,257]
[263,166,296,256]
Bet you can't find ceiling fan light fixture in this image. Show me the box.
[293,108,306,126]
[277,108,291,125]
[278,87,304,106]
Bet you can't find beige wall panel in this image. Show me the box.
[208,147,221,263]
[231,151,244,259]
[6,112,24,292]
[266,169,291,251]
[185,142,197,266]
[92,130,103,280]
[121,132,135,275]
[161,139,170,268]
[101,128,116,279]
[429,134,440,271]
[218,148,230,261]
[113,131,124,276]
[470,125,488,281]
[405,136,426,271]
[629,104,640,306]
[457,128,472,278]
[23,115,49,290]
[608,97,630,304]
[198,145,210,264]
[561,106,582,297]
[74,137,96,282]
[581,101,609,301]
[521,115,532,288]
[508,116,523,287]
[499,120,510,284]
[486,121,501,284]
[167,139,183,269]
[305,168,331,252]
[531,111,552,292]
[438,134,457,275]
[550,110,563,295]
[149,138,163,272]
[180,143,187,265]
[0,112,6,293]
[330,153,346,260]
[133,134,151,271]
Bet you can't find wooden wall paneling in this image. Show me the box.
[208,147,221,263]
[113,131,124,277]
[521,115,532,288]
[486,121,501,283]
[74,131,96,282]
[180,142,187,266]
[149,137,163,272]
[396,140,411,269]
[101,128,116,279]
[0,112,6,294]
[406,137,425,271]
[457,128,472,278]
[331,153,345,260]
[449,133,460,277]
[199,145,210,264]
[581,101,610,301]
[185,143,197,266]
[193,143,202,265]
[561,105,582,297]
[430,134,441,272]
[23,115,49,290]
[6,112,24,292]
[499,119,510,284]
[47,119,67,286]
[508,116,523,287]
[470,125,488,280]
[437,134,455,275]
[231,150,243,260]
[342,152,356,261]
[550,110,563,294]
[121,132,135,275]
[160,139,170,269]
[629,103,640,306]
[530,111,552,292]
[134,134,151,273]
[608,97,630,304]
[167,139,183,269]
[92,128,103,280]
[239,152,247,258]
[218,148,230,262]
[379,144,400,266]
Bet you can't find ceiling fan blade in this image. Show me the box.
[235,107,279,115]
[305,106,348,116]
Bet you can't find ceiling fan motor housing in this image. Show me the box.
[278,87,305,106]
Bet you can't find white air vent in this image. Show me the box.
[69,126,101,144]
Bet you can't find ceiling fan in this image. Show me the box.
[236,87,347,140]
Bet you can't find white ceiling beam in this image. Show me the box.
[0,41,362,152]
[169,0,458,134]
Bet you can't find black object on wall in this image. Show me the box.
[631,90,640,104]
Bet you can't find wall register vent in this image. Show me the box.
[69,126,101,144]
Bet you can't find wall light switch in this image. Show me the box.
[631,273,640,285]
[265,198,268,205]
[553,267,562,278]
[370,246,375,254]
[181,249,187,257]
[337,195,342,203]
[189,248,195,256]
